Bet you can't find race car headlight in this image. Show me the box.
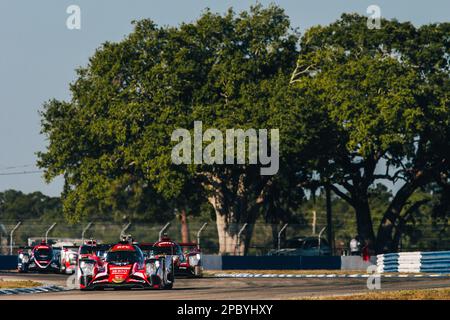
[20,254,29,263]
[146,260,160,275]
[79,261,94,275]
[146,263,155,275]
[189,255,199,266]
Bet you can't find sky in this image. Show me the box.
[0,0,449,197]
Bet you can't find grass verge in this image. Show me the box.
[298,288,450,300]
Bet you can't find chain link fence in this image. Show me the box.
[0,219,449,255]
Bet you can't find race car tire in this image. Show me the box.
[163,282,173,290]
[194,266,203,277]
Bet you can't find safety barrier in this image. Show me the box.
[377,251,450,273]
[0,255,370,271]
[203,255,342,270]
[0,255,17,270]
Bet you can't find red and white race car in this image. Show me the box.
[77,240,110,265]
[77,240,174,290]
[59,246,79,274]
[17,241,60,273]
[140,235,203,277]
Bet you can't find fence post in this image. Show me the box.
[278,223,288,251]
[236,223,248,256]
[196,223,208,249]
[120,223,131,240]
[312,211,317,235]
[318,226,327,256]
[9,221,21,255]
[81,222,93,242]
[159,222,171,241]
[45,223,57,243]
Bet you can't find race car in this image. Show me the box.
[77,240,110,265]
[77,240,174,290]
[17,241,60,273]
[140,235,203,277]
[59,246,79,274]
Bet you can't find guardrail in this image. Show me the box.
[0,255,361,271]
[0,255,18,270]
[377,251,450,273]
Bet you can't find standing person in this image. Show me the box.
[350,236,361,256]
[362,239,370,262]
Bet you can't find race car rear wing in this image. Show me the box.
[18,246,33,251]
[138,244,175,256]
[179,242,199,247]
[55,245,80,250]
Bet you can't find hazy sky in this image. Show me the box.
[0,0,449,197]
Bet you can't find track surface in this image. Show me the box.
[1,273,449,300]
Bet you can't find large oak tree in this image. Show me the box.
[290,14,450,253]
[38,5,310,254]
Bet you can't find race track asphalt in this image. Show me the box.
[1,272,450,300]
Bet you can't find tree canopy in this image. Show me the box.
[37,6,450,254]
[290,14,450,252]
[38,5,311,254]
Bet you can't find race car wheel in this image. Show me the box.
[164,282,173,290]
[194,266,203,277]
[79,275,92,289]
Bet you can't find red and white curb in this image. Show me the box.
[0,285,68,295]
[213,273,450,279]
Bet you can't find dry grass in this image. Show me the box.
[300,288,450,300]
[0,278,42,289]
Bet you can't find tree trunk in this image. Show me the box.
[180,208,190,243]
[203,172,268,255]
[208,192,244,255]
[215,213,245,254]
[354,198,376,247]
[375,181,420,254]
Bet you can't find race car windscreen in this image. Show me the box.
[106,250,140,264]
[79,246,96,254]
[34,248,52,259]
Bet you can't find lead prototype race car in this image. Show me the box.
[77,239,175,290]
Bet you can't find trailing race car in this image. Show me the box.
[77,240,110,265]
[77,240,174,290]
[140,235,203,277]
[17,241,60,273]
[59,246,79,274]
